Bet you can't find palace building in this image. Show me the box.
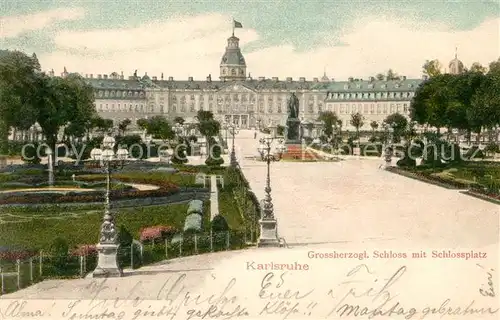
[51,33,462,132]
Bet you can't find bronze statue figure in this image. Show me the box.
[286,92,300,141]
[287,92,299,119]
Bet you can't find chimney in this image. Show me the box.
[299,77,305,82]
[90,74,93,79]
[152,76,157,81]
[313,77,319,82]
[188,76,193,81]
[98,74,103,79]
[258,77,265,81]
[103,75,108,79]
[168,76,174,81]
[272,77,278,81]
[286,77,292,82]
[120,74,124,80]
[206,74,212,82]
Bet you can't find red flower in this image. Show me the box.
[139,225,177,242]
[0,249,37,261]
[71,244,97,256]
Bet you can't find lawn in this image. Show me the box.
[0,164,258,250]
[0,203,195,249]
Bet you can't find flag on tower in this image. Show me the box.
[233,20,243,28]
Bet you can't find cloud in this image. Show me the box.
[39,12,499,80]
[0,7,86,39]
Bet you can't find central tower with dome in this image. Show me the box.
[219,34,247,81]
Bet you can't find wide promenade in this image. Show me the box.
[236,130,498,250]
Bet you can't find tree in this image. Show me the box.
[0,50,41,146]
[488,58,500,75]
[370,121,379,133]
[375,73,385,80]
[142,116,175,141]
[317,111,338,141]
[384,113,408,143]
[470,62,487,74]
[386,69,401,80]
[136,118,148,131]
[118,118,131,136]
[350,112,364,145]
[93,116,114,134]
[422,59,442,78]
[0,52,97,164]
[195,110,222,163]
[174,116,185,125]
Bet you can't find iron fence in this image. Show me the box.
[0,230,248,296]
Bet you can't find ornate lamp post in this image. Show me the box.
[224,121,240,167]
[256,137,287,247]
[384,127,394,168]
[173,123,185,141]
[91,135,128,278]
[46,148,54,187]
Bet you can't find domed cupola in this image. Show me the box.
[219,35,247,81]
[448,48,464,75]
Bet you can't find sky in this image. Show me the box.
[0,0,499,81]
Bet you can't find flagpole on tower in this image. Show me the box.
[232,17,235,36]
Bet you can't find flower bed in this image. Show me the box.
[70,244,97,257]
[0,247,38,261]
[461,187,500,205]
[0,175,180,205]
[386,167,471,189]
[140,225,178,242]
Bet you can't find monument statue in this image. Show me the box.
[286,92,300,141]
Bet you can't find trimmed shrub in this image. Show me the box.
[211,214,229,232]
[50,237,69,270]
[171,144,188,164]
[465,146,485,160]
[205,137,224,167]
[184,213,202,233]
[187,199,203,215]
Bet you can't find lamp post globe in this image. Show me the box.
[116,148,129,161]
[90,148,102,161]
[103,135,116,150]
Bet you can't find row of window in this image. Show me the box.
[327,91,414,100]
[327,103,409,115]
[97,103,162,113]
[96,90,145,98]
[96,101,409,115]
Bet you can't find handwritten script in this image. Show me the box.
[0,264,498,319]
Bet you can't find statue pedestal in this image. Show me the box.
[91,243,123,278]
[281,142,319,161]
[258,219,281,247]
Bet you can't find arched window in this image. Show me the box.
[231,68,236,75]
